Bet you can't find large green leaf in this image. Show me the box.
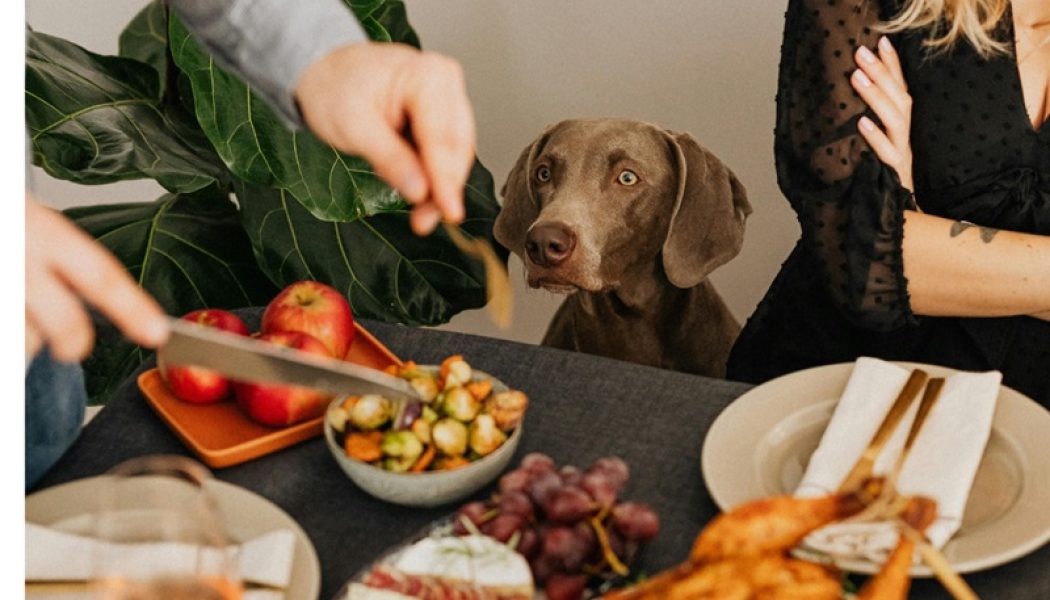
[236,161,499,326]
[167,1,426,222]
[118,0,168,86]
[67,187,279,403]
[26,30,225,192]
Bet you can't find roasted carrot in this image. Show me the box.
[345,431,383,462]
[410,445,437,473]
[435,456,471,471]
[466,380,493,401]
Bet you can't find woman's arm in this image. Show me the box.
[851,38,1050,317]
[902,211,1050,316]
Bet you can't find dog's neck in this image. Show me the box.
[579,259,694,316]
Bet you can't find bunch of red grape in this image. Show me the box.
[453,453,660,600]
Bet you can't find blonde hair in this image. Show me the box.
[880,0,1010,58]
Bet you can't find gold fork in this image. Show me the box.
[837,369,929,494]
[442,222,513,329]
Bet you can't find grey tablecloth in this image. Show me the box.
[32,311,1050,599]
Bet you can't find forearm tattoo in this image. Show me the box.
[950,221,999,243]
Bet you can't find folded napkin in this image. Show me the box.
[25,522,295,591]
[795,357,1001,562]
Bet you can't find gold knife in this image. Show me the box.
[836,369,929,493]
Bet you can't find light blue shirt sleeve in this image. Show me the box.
[168,0,368,128]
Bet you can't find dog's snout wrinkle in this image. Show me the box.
[525,223,577,267]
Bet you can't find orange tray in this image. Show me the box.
[138,322,402,468]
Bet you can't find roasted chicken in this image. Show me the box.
[604,479,943,600]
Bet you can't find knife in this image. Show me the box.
[158,318,422,402]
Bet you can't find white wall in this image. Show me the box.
[26,0,797,344]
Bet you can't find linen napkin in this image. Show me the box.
[25,522,295,591]
[795,357,1001,562]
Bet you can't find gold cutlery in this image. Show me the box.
[889,377,945,485]
[837,369,929,493]
[443,222,513,329]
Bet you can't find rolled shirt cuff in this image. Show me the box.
[169,0,368,128]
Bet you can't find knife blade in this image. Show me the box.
[159,318,422,401]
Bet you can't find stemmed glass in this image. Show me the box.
[89,455,242,600]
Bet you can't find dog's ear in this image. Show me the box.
[493,129,550,256]
[661,131,752,289]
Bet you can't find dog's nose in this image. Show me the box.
[525,223,577,267]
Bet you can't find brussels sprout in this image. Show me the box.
[421,405,439,424]
[469,414,508,456]
[443,387,481,422]
[432,418,469,456]
[350,395,391,430]
[393,400,423,430]
[411,418,432,444]
[327,405,350,433]
[485,390,529,432]
[442,357,473,388]
[381,431,425,472]
[409,376,440,403]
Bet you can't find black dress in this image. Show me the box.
[727,0,1050,404]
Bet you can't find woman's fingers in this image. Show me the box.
[851,69,910,148]
[857,116,901,165]
[877,36,905,85]
[854,44,910,113]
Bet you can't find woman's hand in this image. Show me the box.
[25,196,169,364]
[851,36,914,192]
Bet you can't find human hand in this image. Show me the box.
[852,36,914,192]
[295,42,475,235]
[25,196,169,363]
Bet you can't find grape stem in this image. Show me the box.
[588,512,629,577]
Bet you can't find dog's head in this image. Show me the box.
[494,118,751,294]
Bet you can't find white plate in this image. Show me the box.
[701,361,1050,576]
[26,476,321,599]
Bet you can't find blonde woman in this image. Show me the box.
[727,0,1050,403]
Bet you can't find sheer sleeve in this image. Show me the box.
[775,0,917,331]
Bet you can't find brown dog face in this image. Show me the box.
[494,118,751,294]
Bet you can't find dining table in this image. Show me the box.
[31,309,1050,600]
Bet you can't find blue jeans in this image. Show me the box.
[25,349,86,490]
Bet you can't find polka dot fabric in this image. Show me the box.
[728,0,1049,405]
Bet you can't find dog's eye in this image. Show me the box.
[535,166,551,183]
[617,170,639,186]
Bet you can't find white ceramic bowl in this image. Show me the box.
[323,369,523,507]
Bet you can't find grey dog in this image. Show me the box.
[494,118,752,378]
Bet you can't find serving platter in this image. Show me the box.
[700,361,1050,576]
[139,321,401,468]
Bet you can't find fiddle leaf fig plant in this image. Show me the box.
[25,0,501,404]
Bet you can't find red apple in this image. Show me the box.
[159,309,249,404]
[261,281,355,359]
[234,331,333,427]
